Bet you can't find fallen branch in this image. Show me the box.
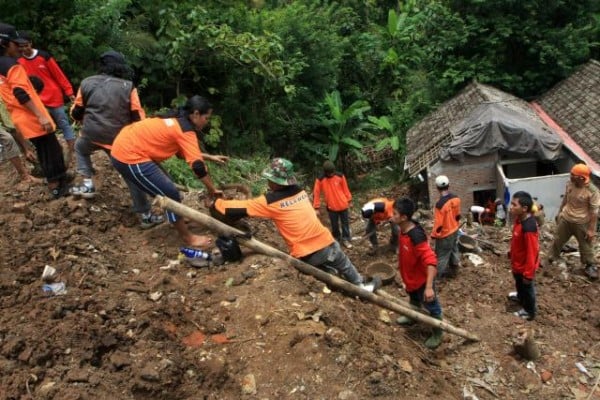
[154,195,480,342]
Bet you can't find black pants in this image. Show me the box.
[30,132,66,183]
[513,273,536,317]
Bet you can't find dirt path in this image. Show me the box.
[0,156,599,399]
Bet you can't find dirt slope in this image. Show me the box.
[0,155,599,400]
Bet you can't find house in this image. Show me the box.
[405,81,581,220]
[535,59,600,183]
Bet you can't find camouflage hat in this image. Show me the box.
[262,158,297,186]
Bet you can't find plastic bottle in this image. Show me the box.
[180,247,212,260]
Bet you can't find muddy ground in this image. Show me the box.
[0,154,599,400]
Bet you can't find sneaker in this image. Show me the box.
[70,184,96,199]
[359,276,382,293]
[50,184,70,199]
[140,213,165,230]
[507,291,519,302]
[513,308,533,320]
[585,265,599,280]
[342,240,353,249]
[396,315,415,325]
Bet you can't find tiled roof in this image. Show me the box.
[538,60,600,166]
[406,82,531,176]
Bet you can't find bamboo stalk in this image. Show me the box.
[154,195,480,342]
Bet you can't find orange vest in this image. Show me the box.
[215,186,334,258]
[431,193,461,238]
[0,60,55,139]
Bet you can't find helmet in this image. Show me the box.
[435,175,449,188]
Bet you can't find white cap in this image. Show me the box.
[435,175,449,188]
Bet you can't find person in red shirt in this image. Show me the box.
[507,191,539,321]
[212,158,381,292]
[361,197,399,255]
[0,23,69,198]
[111,95,225,247]
[313,160,353,249]
[17,31,76,164]
[392,197,444,349]
[430,175,462,279]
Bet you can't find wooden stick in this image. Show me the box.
[154,195,480,342]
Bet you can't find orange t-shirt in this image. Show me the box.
[0,59,55,139]
[313,172,352,212]
[111,117,203,167]
[431,193,461,239]
[215,186,334,258]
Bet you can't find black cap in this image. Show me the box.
[100,50,126,65]
[0,23,28,44]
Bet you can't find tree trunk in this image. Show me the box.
[154,195,480,342]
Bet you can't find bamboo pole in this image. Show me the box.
[154,195,480,342]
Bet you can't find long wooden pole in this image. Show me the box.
[154,195,480,342]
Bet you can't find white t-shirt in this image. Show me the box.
[471,205,485,214]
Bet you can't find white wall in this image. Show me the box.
[505,174,570,220]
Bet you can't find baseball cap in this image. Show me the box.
[100,50,126,66]
[0,23,28,44]
[571,163,590,183]
[262,158,297,186]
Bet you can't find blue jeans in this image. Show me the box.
[47,106,75,141]
[301,241,363,285]
[327,209,351,242]
[366,219,399,247]
[407,284,442,318]
[111,157,180,222]
[513,273,536,317]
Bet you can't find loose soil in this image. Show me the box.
[0,154,599,400]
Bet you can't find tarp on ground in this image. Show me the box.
[439,102,563,162]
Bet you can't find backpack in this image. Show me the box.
[215,236,243,262]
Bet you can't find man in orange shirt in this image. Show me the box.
[0,23,68,198]
[361,197,399,255]
[431,175,462,279]
[212,158,381,292]
[313,160,353,249]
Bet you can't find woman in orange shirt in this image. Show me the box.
[111,95,225,247]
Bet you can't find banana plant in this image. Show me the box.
[319,90,372,163]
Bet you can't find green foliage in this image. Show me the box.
[161,154,271,196]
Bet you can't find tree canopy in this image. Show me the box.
[2,0,598,172]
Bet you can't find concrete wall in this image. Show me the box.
[427,153,498,213]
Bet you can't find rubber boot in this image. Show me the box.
[424,314,443,349]
[396,300,421,325]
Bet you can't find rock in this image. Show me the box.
[12,202,29,213]
[139,363,160,382]
[540,369,552,383]
[324,327,348,347]
[110,351,131,369]
[37,381,57,397]
[338,389,358,400]
[378,310,391,323]
[368,371,384,384]
[149,291,163,301]
[66,368,90,383]
[399,359,413,373]
[241,373,257,395]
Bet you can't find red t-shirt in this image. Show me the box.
[18,50,73,107]
[510,215,539,279]
[398,223,438,292]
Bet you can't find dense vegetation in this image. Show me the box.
[3,0,598,177]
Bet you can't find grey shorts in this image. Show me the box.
[0,128,20,162]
